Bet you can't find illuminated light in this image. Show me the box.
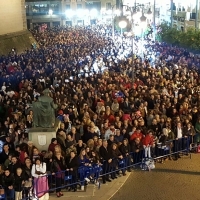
[134,12,142,20]
[77,9,85,17]
[83,9,89,16]
[65,9,74,18]
[49,9,53,15]
[101,8,106,14]
[119,20,127,29]
[90,8,98,17]
[106,9,112,15]
[114,9,121,16]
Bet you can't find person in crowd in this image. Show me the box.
[2,169,15,200]
[143,130,154,158]
[68,126,81,143]
[8,155,21,175]
[5,136,15,152]
[99,140,112,184]
[0,164,4,185]
[31,158,49,200]
[23,158,32,199]
[183,122,195,148]
[104,124,116,140]
[107,134,116,148]
[66,134,76,149]
[130,127,144,142]
[51,151,66,197]
[173,122,184,160]
[110,143,125,179]
[0,144,11,164]
[78,148,91,167]
[65,151,79,192]
[32,147,42,164]
[56,130,67,154]
[66,142,77,159]
[114,129,124,145]
[195,117,200,143]
[4,154,12,169]
[90,150,101,166]
[76,140,86,156]
[48,138,58,153]
[131,137,143,164]
[119,138,131,172]
[14,168,25,200]
[15,145,28,165]
[96,139,103,153]
[27,141,36,159]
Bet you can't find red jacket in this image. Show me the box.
[48,143,58,153]
[142,134,154,146]
[130,132,143,141]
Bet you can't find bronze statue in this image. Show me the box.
[32,89,57,128]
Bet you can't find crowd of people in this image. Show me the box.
[0,24,199,199]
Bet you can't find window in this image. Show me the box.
[106,2,111,10]
[32,4,49,15]
[66,4,71,9]
[25,4,31,15]
[77,4,82,9]
[50,3,60,14]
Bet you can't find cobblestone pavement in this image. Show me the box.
[111,154,200,200]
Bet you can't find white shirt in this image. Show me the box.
[105,129,116,140]
[31,163,46,178]
[177,127,182,138]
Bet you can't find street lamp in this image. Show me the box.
[111,5,121,40]
[49,9,53,16]
[119,20,127,44]
[140,11,147,22]
[118,3,149,82]
[118,20,127,29]
[89,8,98,25]
[195,0,199,29]
[49,9,53,27]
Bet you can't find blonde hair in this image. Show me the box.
[87,139,94,149]
[16,168,22,174]
[54,145,62,154]
[0,165,4,174]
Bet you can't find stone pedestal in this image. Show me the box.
[28,120,60,151]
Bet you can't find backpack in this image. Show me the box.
[140,158,155,171]
[197,144,200,153]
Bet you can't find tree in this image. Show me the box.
[157,22,200,53]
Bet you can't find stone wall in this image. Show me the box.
[0,0,27,35]
[0,30,37,55]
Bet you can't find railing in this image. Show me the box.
[0,137,194,200]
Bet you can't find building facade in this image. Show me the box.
[156,0,200,30]
[0,0,27,35]
[25,0,200,30]
[25,0,120,29]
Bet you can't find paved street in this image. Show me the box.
[49,169,130,200]
[111,154,200,200]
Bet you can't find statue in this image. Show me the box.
[32,89,58,128]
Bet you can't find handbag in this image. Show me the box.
[0,185,4,195]
[24,180,32,188]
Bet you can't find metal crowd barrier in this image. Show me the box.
[0,137,193,199]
